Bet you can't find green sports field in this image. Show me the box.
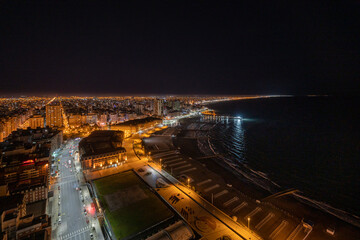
[93,171,173,240]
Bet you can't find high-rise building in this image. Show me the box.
[153,99,164,116]
[46,104,63,128]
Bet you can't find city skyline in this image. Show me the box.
[1,1,359,239]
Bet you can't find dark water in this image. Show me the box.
[206,96,360,216]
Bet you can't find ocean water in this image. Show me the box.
[206,96,360,217]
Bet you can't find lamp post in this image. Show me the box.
[187,178,190,187]
[159,159,162,169]
[248,217,251,230]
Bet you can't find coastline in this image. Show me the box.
[169,119,360,239]
[205,131,360,229]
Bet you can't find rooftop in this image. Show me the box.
[4,127,60,140]
[79,130,125,157]
[0,194,24,214]
[113,117,161,126]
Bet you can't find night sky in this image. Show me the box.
[1,1,359,96]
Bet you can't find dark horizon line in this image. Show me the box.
[1,93,358,98]
[1,89,359,98]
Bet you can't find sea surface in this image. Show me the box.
[205,96,360,217]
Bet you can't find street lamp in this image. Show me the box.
[159,159,162,168]
[187,178,190,187]
[247,217,251,230]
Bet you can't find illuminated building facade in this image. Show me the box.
[110,117,162,138]
[79,130,126,172]
[45,104,63,128]
[86,113,98,125]
[0,156,49,203]
[0,128,62,203]
[0,110,33,142]
[153,99,164,116]
[68,114,84,127]
[22,115,44,129]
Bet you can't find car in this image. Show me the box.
[326,227,335,235]
[302,219,314,228]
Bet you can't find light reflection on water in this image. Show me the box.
[203,96,360,216]
[202,116,246,164]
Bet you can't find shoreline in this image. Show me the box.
[169,120,360,239]
[205,133,360,229]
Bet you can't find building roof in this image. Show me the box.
[79,130,125,158]
[0,194,24,214]
[3,127,60,141]
[113,117,161,127]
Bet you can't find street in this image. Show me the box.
[52,139,102,240]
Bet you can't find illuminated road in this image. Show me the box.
[136,165,262,240]
[53,139,95,240]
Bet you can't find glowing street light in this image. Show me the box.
[247,217,251,230]
[187,178,190,187]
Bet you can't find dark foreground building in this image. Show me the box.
[0,192,51,240]
[79,130,126,172]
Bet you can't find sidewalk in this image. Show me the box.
[132,138,262,240]
[74,150,104,240]
[136,164,261,240]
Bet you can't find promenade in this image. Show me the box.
[133,134,262,240]
[136,164,262,240]
[143,134,311,240]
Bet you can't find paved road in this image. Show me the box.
[136,164,262,240]
[54,139,92,240]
